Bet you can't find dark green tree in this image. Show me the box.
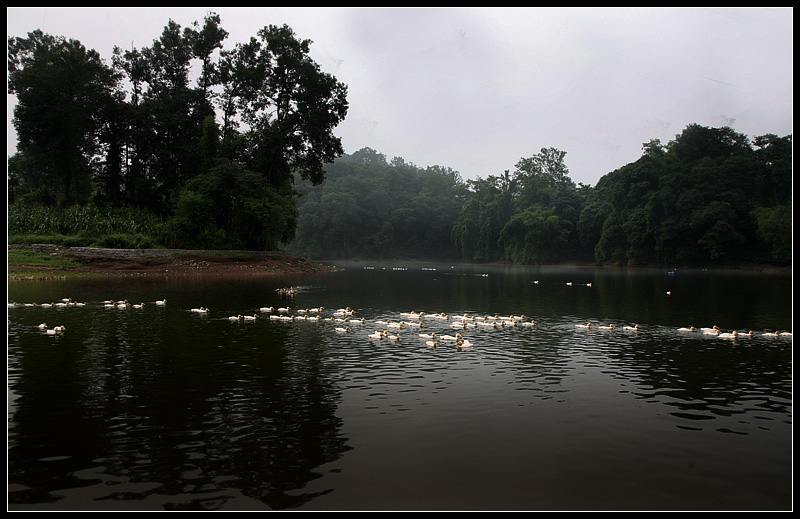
[236,24,349,188]
[171,158,296,250]
[8,29,122,207]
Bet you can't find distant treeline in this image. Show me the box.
[289,124,791,266]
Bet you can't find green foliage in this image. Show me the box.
[8,29,122,208]
[8,203,163,236]
[752,204,792,262]
[7,249,82,268]
[290,152,467,260]
[8,13,348,246]
[8,203,167,248]
[583,126,791,266]
[170,159,297,250]
[499,206,571,264]
[291,126,790,267]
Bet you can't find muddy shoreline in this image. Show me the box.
[8,244,339,277]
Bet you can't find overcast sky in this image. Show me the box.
[7,7,794,186]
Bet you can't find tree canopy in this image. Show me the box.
[291,126,791,267]
[8,13,348,250]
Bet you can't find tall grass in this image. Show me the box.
[8,204,168,249]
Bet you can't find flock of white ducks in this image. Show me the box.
[680,325,791,340]
[259,308,536,350]
[10,296,792,346]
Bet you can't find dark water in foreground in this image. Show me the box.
[7,263,793,511]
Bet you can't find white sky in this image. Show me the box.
[6,7,794,187]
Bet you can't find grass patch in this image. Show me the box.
[8,248,82,267]
[7,249,85,279]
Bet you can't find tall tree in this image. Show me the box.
[184,12,229,108]
[8,29,122,206]
[238,24,349,188]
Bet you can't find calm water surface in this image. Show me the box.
[7,263,792,511]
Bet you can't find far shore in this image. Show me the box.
[8,244,790,280]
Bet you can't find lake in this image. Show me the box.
[7,262,793,511]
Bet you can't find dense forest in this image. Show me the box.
[289,125,791,267]
[8,13,348,250]
[7,15,792,267]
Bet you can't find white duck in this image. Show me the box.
[45,325,66,335]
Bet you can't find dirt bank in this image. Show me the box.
[8,244,339,277]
